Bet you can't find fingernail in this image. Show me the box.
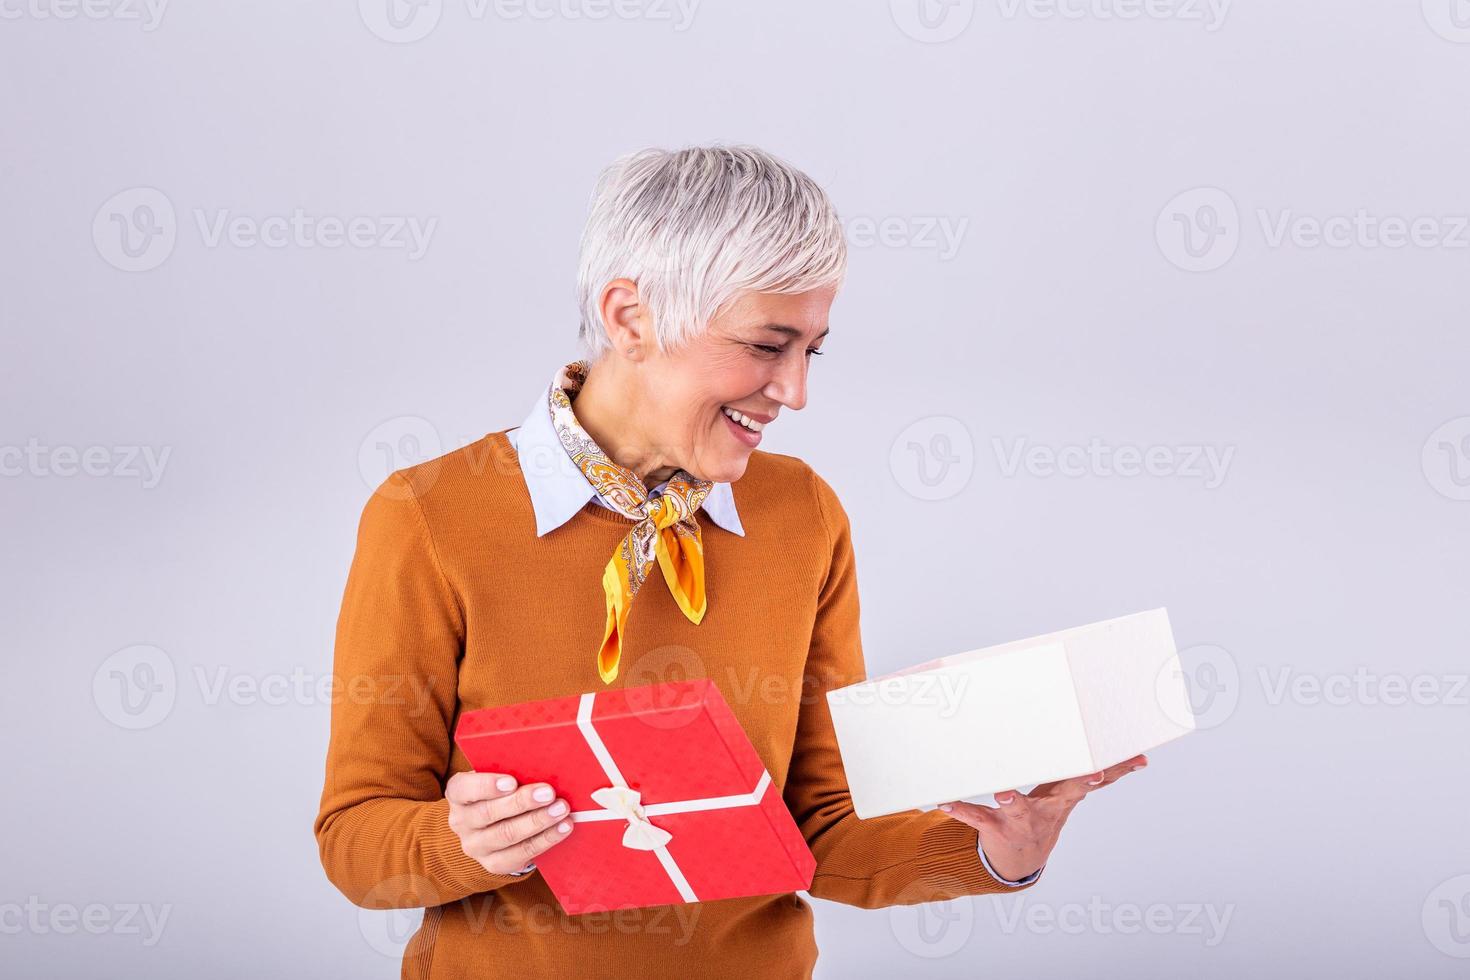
[496,776,516,792]
[939,804,953,812]
[557,821,572,833]
[533,786,554,802]
[1130,765,1144,771]
[549,801,568,817]
[999,795,1014,804]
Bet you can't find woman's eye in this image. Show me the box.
[750,343,824,358]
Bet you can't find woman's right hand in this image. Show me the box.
[445,771,574,875]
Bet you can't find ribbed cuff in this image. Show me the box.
[915,815,1043,896]
[421,798,540,899]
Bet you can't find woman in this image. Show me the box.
[314,144,1147,978]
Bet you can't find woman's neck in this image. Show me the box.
[570,359,680,488]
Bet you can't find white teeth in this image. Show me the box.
[722,406,765,432]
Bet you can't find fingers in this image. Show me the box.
[447,773,561,834]
[1084,754,1147,791]
[445,771,579,875]
[993,789,1028,812]
[1039,754,1149,804]
[938,787,1037,828]
[470,795,571,855]
[497,817,577,872]
[461,800,575,874]
[445,771,519,806]
[936,800,1004,831]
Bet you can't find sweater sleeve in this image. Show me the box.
[313,472,532,908]
[781,469,1045,909]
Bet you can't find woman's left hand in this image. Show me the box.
[937,753,1149,882]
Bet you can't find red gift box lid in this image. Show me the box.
[455,678,816,914]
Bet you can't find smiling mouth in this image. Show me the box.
[720,405,766,433]
[719,405,765,446]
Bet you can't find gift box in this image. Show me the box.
[454,678,816,914]
[826,608,1196,818]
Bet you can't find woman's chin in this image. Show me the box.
[691,452,751,485]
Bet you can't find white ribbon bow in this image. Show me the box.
[589,785,674,851]
[570,692,773,903]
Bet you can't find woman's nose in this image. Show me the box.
[767,353,809,411]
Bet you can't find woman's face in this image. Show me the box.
[640,286,835,485]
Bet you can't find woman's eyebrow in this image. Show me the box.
[762,324,831,340]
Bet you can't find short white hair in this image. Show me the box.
[576,144,847,360]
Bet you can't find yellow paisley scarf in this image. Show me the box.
[547,359,714,685]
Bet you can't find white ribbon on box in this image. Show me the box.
[569,691,772,903]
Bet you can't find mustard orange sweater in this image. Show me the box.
[314,428,1037,979]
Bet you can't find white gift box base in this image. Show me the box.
[826,608,1195,819]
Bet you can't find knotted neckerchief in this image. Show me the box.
[547,359,713,684]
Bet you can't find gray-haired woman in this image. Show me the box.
[314,144,1146,978]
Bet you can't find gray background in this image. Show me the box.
[4,0,1469,976]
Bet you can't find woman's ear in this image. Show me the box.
[597,278,651,359]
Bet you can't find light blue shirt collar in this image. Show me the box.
[505,390,745,538]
